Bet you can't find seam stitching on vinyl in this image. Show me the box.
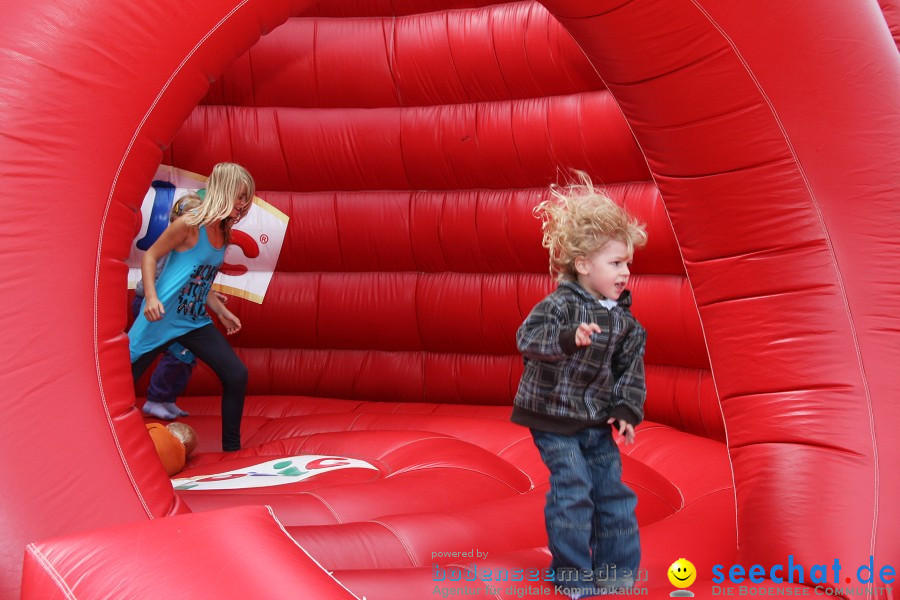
[370,520,419,567]
[264,506,364,599]
[691,0,879,574]
[95,0,252,520]
[25,544,77,599]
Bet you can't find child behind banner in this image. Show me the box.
[133,196,201,420]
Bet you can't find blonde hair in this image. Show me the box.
[536,171,648,281]
[183,162,255,243]
[170,194,202,222]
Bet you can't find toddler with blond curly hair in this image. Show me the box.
[512,171,648,599]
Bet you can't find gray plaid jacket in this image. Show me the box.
[512,280,647,431]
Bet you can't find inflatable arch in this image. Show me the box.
[1,0,898,598]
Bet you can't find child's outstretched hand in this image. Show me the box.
[575,322,602,346]
[607,417,636,445]
[143,297,165,322]
[218,309,242,335]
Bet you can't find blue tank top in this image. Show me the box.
[129,225,226,362]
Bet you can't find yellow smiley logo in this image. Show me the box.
[668,558,697,588]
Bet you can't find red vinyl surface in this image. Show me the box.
[1,1,898,599]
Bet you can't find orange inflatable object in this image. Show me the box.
[1,1,899,599]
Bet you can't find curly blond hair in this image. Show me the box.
[536,171,648,281]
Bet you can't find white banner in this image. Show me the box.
[127,165,289,304]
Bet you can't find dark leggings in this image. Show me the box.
[132,323,246,451]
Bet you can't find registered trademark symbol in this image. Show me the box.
[260,234,269,244]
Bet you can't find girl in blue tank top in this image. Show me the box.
[129,162,255,452]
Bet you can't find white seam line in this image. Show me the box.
[25,544,77,599]
[690,0,879,578]
[369,519,419,567]
[94,0,252,520]
[301,491,344,524]
[264,506,363,599]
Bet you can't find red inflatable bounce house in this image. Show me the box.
[1,1,898,598]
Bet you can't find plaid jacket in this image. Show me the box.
[512,280,647,432]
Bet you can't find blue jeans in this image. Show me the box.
[145,351,194,403]
[531,426,640,595]
[132,296,195,403]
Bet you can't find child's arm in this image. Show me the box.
[609,323,648,434]
[206,292,242,335]
[140,218,191,321]
[607,418,637,445]
[517,296,599,361]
